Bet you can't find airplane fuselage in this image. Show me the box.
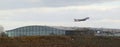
[74,17,89,22]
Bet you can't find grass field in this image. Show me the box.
[0,36,120,47]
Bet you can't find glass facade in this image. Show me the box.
[6,26,66,37]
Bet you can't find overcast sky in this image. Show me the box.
[0,0,120,30]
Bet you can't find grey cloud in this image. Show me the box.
[2,7,120,23]
[1,5,120,30]
[0,0,118,9]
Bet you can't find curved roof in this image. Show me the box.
[6,25,91,32]
[6,25,65,32]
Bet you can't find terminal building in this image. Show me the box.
[0,25,5,37]
[0,25,4,33]
[6,26,66,37]
[6,25,95,37]
[5,25,120,37]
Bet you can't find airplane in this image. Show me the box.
[74,17,90,22]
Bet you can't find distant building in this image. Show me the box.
[6,25,95,37]
[0,25,5,37]
[5,25,120,37]
[0,25,4,33]
[6,26,65,37]
[93,28,120,36]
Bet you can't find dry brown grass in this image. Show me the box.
[0,36,120,47]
